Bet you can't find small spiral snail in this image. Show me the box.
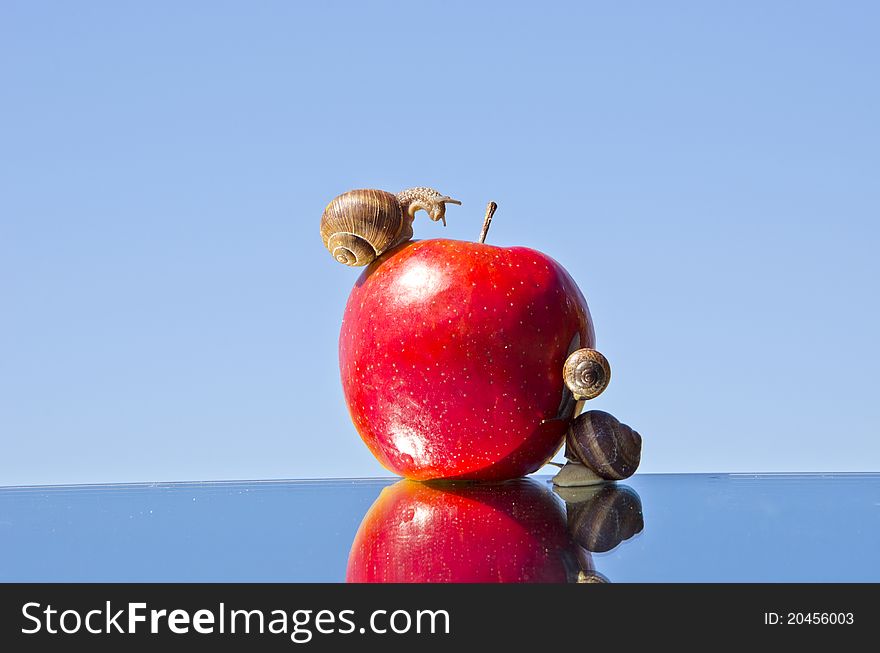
[320,187,461,266]
[563,348,611,400]
[568,410,642,481]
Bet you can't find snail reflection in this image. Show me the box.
[346,476,643,583]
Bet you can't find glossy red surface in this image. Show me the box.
[346,479,583,583]
[339,238,595,480]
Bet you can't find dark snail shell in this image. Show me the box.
[568,410,642,481]
[560,485,644,553]
[320,189,406,266]
[563,348,611,400]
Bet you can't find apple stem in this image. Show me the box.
[478,201,497,244]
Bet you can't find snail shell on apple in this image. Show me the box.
[563,348,611,400]
[320,187,461,266]
[569,410,642,481]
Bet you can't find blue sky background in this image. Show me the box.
[1,1,878,485]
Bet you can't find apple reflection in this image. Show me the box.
[346,477,643,583]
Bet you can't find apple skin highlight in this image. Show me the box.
[339,238,595,481]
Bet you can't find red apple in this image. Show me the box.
[346,479,589,583]
[339,238,595,480]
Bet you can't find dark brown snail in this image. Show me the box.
[563,348,611,400]
[557,484,644,553]
[568,410,642,481]
[320,187,461,266]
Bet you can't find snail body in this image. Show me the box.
[320,187,461,266]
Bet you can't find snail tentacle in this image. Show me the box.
[396,187,462,227]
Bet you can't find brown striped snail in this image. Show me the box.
[320,187,461,266]
[568,410,642,481]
